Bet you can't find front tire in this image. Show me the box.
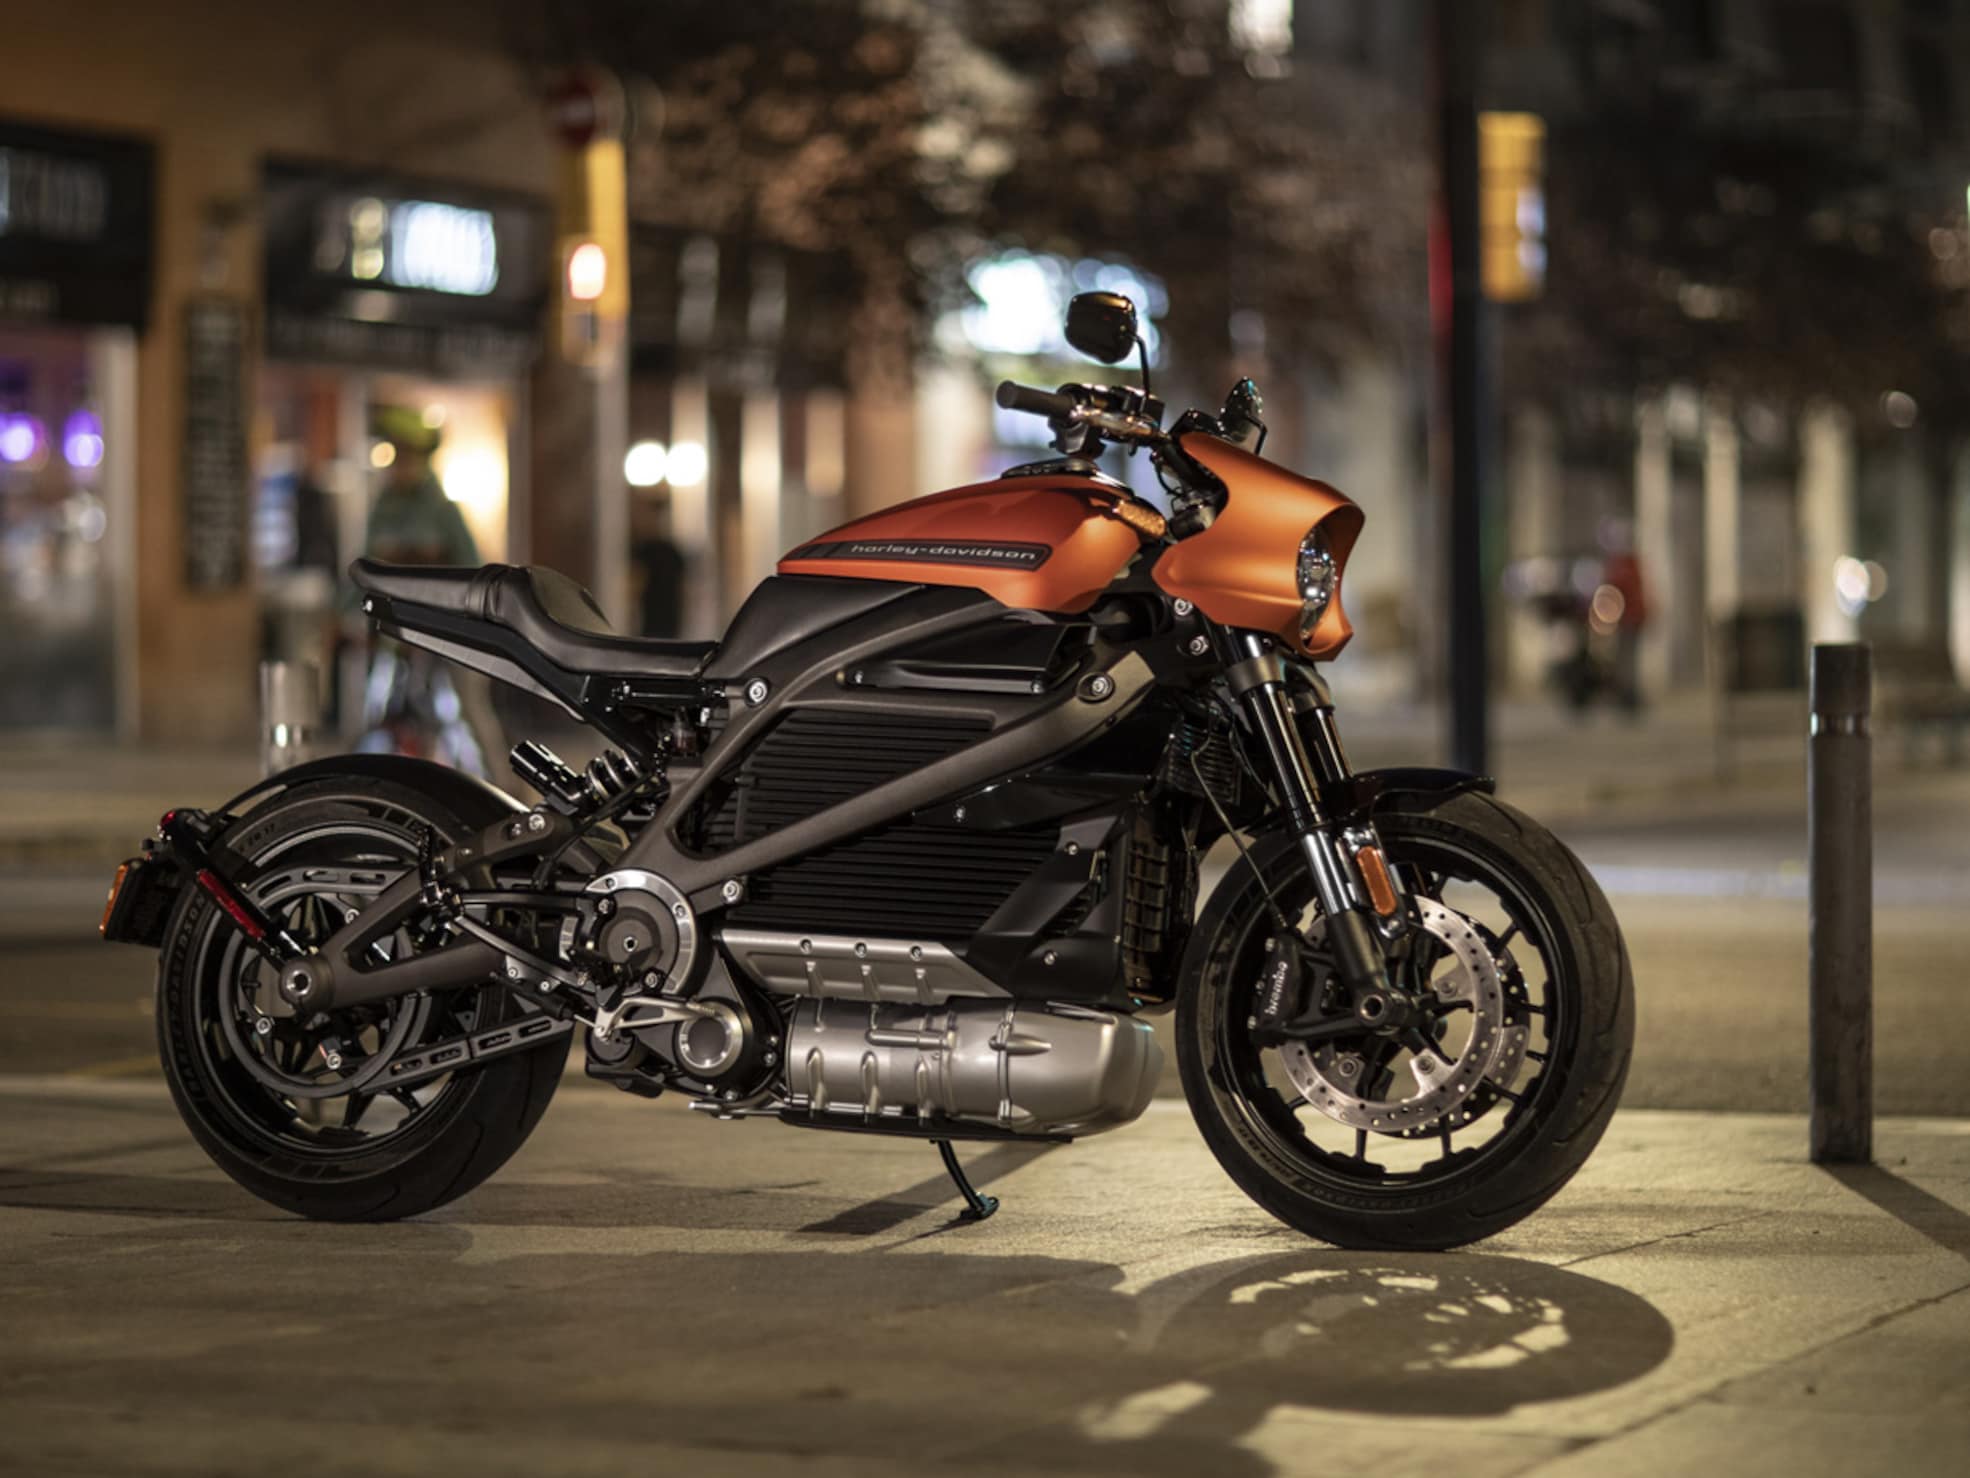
[1176,789,1632,1250]
[156,776,564,1221]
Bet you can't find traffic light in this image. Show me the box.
[548,70,629,367]
[1478,112,1546,303]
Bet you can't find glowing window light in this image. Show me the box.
[349,197,386,281]
[566,241,608,302]
[0,414,42,464]
[1230,0,1292,55]
[61,409,103,469]
[665,440,708,488]
[951,250,1164,362]
[441,447,505,512]
[624,440,669,488]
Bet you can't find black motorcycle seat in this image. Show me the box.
[350,559,716,682]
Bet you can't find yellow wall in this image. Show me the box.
[4,0,556,742]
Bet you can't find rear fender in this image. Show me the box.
[104,757,524,953]
[215,754,525,829]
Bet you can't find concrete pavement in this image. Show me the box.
[0,1078,1964,1477]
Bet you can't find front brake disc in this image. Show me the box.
[1279,898,1528,1135]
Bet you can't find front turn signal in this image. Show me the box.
[1354,845,1399,917]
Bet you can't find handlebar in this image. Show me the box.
[996,377,1218,524]
[995,380,1080,420]
[996,379,1166,448]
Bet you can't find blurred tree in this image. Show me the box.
[1511,82,1970,435]
[498,0,1431,383]
[963,2,1430,376]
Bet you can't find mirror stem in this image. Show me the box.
[1135,334,1152,396]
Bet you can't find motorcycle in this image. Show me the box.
[102,290,1632,1249]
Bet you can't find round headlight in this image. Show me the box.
[1296,526,1337,635]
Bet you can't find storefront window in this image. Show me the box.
[0,118,151,734]
[0,324,121,729]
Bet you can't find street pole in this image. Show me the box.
[1433,0,1490,777]
[1808,642,1872,1164]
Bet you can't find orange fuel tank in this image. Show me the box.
[779,474,1145,615]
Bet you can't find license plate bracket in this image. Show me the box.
[100,854,185,947]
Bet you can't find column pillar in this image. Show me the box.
[1703,390,1741,625]
[1800,404,1858,644]
[844,389,917,519]
[739,389,783,600]
[667,376,719,640]
[1504,403,1560,694]
[1633,396,1675,697]
[1949,443,1970,683]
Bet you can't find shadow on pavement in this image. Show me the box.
[0,1164,1675,1475]
[796,1140,1064,1235]
[1824,1163,1970,1263]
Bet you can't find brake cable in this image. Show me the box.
[1188,730,1292,933]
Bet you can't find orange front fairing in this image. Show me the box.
[1151,434,1365,659]
[779,476,1144,615]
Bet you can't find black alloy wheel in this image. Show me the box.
[156,778,564,1221]
[1176,789,1633,1250]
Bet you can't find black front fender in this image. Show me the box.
[1357,766,1495,806]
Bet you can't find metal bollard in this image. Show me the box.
[260,660,321,778]
[1808,642,1871,1164]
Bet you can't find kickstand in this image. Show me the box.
[933,1139,999,1222]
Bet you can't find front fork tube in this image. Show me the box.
[1224,635,1396,996]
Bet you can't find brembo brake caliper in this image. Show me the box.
[1247,931,1356,1047]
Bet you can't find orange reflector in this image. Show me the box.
[101,862,131,937]
[1355,846,1399,916]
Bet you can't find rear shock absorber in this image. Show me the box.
[510,741,652,816]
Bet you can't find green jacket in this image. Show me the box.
[365,475,480,567]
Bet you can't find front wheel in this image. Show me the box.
[1176,789,1633,1250]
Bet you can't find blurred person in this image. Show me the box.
[264,460,343,726]
[356,407,503,780]
[365,407,477,568]
[1598,518,1649,714]
[632,495,687,638]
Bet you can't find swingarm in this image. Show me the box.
[125,801,593,1014]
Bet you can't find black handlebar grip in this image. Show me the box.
[995,380,1078,420]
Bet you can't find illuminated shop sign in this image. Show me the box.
[329,196,499,297]
[263,161,546,372]
[0,120,153,327]
[0,147,110,241]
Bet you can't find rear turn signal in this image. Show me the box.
[100,862,131,937]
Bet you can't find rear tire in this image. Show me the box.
[1176,789,1632,1250]
[156,776,564,1221]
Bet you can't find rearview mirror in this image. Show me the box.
[1064,292,1139,365]
[1221,377,1267,449]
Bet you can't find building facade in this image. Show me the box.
[1,0,565,744]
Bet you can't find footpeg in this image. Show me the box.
[933,1139,999,1222]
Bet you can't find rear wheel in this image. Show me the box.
[156,777,564,1221]
[1176,789,1632,1250]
